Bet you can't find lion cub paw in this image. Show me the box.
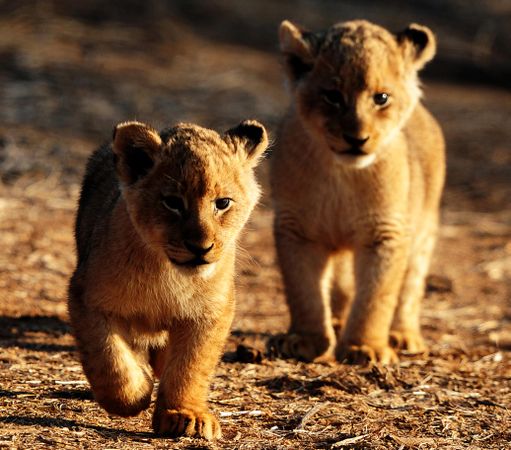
[337,344,399,365]
[268,333,334,362]
[152,408,221,440]
[389,330,427,354]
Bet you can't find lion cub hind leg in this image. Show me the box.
[330,250,355,338]
[152,308,233,440]
[270,231,336,362]
[149,346,167,379]
[69,297,153,417]
[390,223,438,354]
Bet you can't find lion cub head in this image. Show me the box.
[112,120,268,269]
[280,19,436,168]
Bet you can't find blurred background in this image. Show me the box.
[1,2,510,448]
[0,0,510,168]
[1,0,510,348]
[0,0,510,203]
[1,0,510,138]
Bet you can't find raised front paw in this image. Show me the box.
[389,330,427,354]
[268,332,334,362]
[337,343,399,365]
[152,408,221,440]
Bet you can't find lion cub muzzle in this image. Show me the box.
[342,134,369,150]
[172,241,214,267]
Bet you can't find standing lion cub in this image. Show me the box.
[271,20,445,364]
[68,120,267,439]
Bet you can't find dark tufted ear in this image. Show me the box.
[224,120,268,168]
[397,23,436,70]
[279,20,323,83]
[112,121,162,185]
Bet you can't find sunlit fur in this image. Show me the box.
[68,120,267,439]
[271,19,445,364]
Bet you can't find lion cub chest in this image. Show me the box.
[83,249,224,325]
[274,143,410,249]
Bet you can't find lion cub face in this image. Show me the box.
[112,120,267,269]
[280,19,436,168]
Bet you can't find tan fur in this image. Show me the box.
[271,20,445,364]
[68,120,267,439]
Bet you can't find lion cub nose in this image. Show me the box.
[343,133,369,148]
[184,241,214,256]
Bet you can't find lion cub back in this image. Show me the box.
[74,144,119,265]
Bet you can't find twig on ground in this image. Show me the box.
[331,434,369,448]
[294,402,329,431]
[219,410,263,417]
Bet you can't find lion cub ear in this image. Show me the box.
[224,120,268,168]
[397,24,436,70]
[279,20,322,82]
[112,121,162,184]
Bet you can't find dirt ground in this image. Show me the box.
[0,1,510,449]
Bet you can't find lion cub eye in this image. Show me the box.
[322,89,345,108]
[215,198,232,211]
[162,195,185,214]
[373,93,390,106]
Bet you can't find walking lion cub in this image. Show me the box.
[68,120,268,439]
[271,20,445,364]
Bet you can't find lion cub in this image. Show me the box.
[68,120,267,439]
[271,20,445,364]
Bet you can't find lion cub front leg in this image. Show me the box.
[69,297,153,416]
[337,231,409,365]
[330,250,355,338]
[272,227,336,362]
[152,305,234,441]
